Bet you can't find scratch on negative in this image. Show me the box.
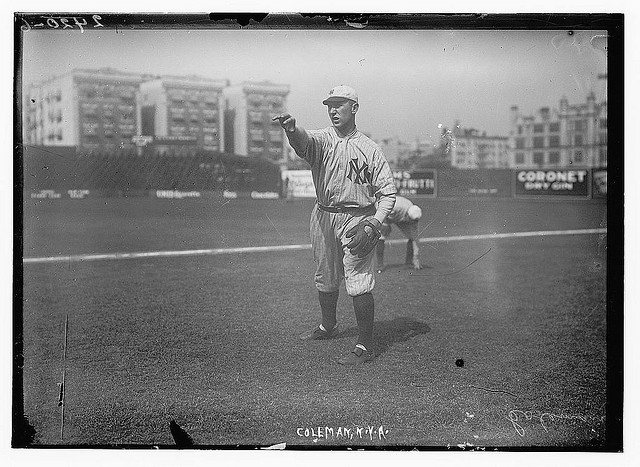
[265,214,283,239]
[411,248,491,277]
[416,219,435,238]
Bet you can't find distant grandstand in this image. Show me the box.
[21,145,283,197]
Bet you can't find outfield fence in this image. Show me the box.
[21,146,606,201]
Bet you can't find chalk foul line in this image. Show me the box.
[23,228,606,264]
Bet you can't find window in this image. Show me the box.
[515,153,525,164]
[269,130,282,142]
[81,103,98,115]
[250,129,264,141]
[599,118,607,129]
[574,134,583,146]
[517,125,523,135]
[600,132,607,144]
[549,122,560,132]
[119,104,135,114]
[574,150,584,163]
[549,152,560,164]
[103,104,115,116]
[82,122,99,134]
[533,152,544,165]
[249,111,263,123]
[533,136,545,148]
[204,134,218,144]
[533,123,544,133]
[515,138,525,149]
[549,135,560,147]
[574,120,584,132]
[599,148,607,165]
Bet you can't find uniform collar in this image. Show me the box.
[333,126,358,140]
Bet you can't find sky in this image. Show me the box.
[20,25,607,144]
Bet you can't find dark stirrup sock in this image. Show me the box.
[352,292,374,350]
[376,240,385,266]
[318,290,339,330]
[405,239,414,264]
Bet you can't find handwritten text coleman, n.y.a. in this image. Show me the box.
[296,425,389,441]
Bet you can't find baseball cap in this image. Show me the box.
[322,85,358,105]
[407,205,422,221]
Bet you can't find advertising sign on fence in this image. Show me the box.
[393,170,436,197]
[592,169,607,198]
[282,170,316,198]
[514,169,590,198]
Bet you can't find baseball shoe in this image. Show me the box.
[299,323,340,341]
[338,346,376,365]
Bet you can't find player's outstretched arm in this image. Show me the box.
[272,113,309,156]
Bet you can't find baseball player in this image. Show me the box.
[375,195,423,273]
[272,85,397,365]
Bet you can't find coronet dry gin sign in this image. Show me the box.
[514,170,590,197]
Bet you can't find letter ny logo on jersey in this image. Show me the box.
[347,158,373,185]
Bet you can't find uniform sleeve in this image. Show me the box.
[372,148,397,197]
[296,129,327,166]
[373,192,396,225]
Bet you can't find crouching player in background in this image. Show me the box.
[376,195,423,273]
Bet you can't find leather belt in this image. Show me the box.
[316,202,374,214]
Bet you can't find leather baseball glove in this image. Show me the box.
[345,218,381,257]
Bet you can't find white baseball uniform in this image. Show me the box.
[380,195,420,240]
[295,126,397,296]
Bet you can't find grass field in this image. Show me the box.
[19,196,608,448]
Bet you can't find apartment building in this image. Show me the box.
[510,92,607,169]
[224,81,290,162]
[138,75,228,153]
[450,124,510,169]
[23,68,144,152]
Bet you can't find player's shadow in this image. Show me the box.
[339,317,431,355]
